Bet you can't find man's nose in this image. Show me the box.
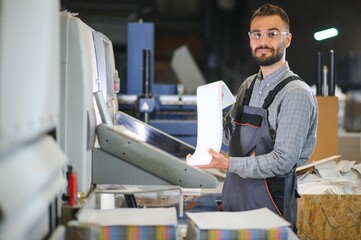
[258,35,272,45]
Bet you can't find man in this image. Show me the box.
[196,4,318,233]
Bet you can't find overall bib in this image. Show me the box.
[222,76,300,233]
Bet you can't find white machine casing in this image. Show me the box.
[59,12,119,194]
[59,12,97,194]
[0,0,68,239]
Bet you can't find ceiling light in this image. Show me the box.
[314,28,338,41]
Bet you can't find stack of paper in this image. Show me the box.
[185,208,298,240]
[75,207,178,240]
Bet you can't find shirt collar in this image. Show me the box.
[257,62,290,85]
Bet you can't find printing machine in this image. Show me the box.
[59,13,220,240]
[0,2,219,238]
[60,4,219,233]
[59,11,217,191]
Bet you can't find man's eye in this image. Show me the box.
[254,33,262,38]
[268,31,278,38]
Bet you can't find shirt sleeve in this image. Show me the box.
[228,85,317,178]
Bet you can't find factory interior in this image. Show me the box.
[1,0,361,239]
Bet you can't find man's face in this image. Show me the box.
[249,15,291,66]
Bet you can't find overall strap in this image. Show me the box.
[262,75,302,109]
[242,75,258,106]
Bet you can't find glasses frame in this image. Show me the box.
[248,30,289,40]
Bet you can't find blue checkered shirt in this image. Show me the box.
[224,62,318,178]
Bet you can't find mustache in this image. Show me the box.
[255,46,274,51]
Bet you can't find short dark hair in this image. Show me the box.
[251,4,290,31]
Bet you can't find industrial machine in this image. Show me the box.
[0,4,218,239]
[0,1,67,239]
[59,11,217,192]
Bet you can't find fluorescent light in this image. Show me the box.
[314,28,338,41]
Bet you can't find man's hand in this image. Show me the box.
[186,148,229,169]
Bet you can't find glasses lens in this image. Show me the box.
[249,32,260,39]
[268,30,279,38]
[249,30,287,40]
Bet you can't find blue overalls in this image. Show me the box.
[222,76,301,233]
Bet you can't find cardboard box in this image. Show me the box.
[298,194,361,240]
[309,96,338,161]
[344,93,361,132]
[338,131,361,162]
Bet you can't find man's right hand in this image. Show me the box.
[188,148,229,169]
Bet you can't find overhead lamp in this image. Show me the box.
[314,28,338,41]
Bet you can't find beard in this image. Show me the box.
[252,41,285,66]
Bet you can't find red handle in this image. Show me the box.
[68,173,77,206]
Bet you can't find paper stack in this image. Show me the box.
[185,208,298,240]
[72,207,179,240]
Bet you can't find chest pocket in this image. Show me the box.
[229,75,302,157]
[234,112,263,128]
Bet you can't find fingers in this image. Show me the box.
[186,149,228,169]
[207,148,229,169]
[207,148,216,154]
[193,164,211,169]
[207,148,220,159]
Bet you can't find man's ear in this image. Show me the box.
[285,33,292,48]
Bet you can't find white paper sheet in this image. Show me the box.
[187,80,235,166]
[352,163,361,174]
[338,160,356,173]
[186,208,290,230]
[314,160,342,178]
[77,207,177,226]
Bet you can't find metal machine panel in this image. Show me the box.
[0,1,66,238]
[95,123,218,188]
[0,0,59,153]
[93,149,170,185]
[0,136,67,239]
[115,111,195,159]
[92,31,118,123]
[59,12,97,193]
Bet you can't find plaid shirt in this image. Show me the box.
[225,62,318,178]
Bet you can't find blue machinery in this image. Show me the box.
[121,34,192,146]
[121,23,205,146]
